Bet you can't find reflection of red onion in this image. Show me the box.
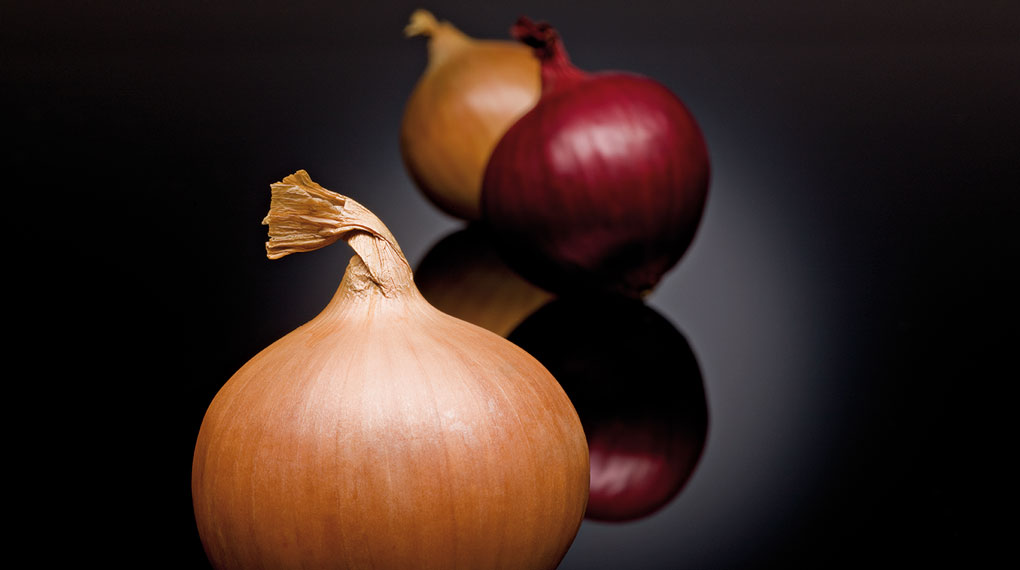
[586,416,707,522]
[508,295,708,522]
[482,17,710,298]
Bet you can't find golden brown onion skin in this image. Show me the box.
[193,291,588,570]
[193,173,587,570]
[400,12,540,220]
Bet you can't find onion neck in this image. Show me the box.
[262,170,415,298]
[512,17,586,94]
[405,9,471,69]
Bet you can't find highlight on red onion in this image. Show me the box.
[481,17,710,298]
[508,294,708,522]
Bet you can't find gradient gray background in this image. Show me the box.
[8,1,1015,568]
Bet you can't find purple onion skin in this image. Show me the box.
[482,18,710,298]
[507,294,708,522]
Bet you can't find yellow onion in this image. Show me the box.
[414,225,554,337]
[400,9,540,220]
[192,171,588,570]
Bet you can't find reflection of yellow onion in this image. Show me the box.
[193,171,589,569]
[401,9,540,220]
[508,295,708,522]
[415,225,553,337]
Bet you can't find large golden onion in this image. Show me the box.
[192,171,588,570]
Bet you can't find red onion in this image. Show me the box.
[482,17,710,298]
[508,295,708,522]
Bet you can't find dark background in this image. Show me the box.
[7,1,1016,568]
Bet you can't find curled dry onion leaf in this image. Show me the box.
[192,170,589,570]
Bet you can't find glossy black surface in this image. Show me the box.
[9,2,1014,568]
